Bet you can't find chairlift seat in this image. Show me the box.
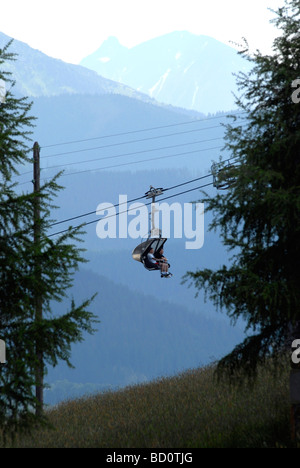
[132,238,168,271]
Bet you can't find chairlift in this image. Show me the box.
[132,237,168,270]
[211,160,237,190]
[132,185,170,272]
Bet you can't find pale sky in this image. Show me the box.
[0,0,284,64]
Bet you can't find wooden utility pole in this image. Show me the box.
[33,142,43,416]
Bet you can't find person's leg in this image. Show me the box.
[162,261,172,277]
[160,262,166,276]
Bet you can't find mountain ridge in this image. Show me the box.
[0,31,211,120]
[80,31,252,114]
[0,31,153,103]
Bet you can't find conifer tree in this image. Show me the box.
[0,42,97,442]
[185,0,300,377]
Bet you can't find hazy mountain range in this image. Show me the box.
[0,31,151,103]
[0,30,247,404]
[80,31,252,114]
[0,31,204,117]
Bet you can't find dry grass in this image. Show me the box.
[10,361,292,448]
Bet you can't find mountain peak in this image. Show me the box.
[102,36,122,46]
[0,31,152,102]
[83,36,128,65]
[80,31,251,114]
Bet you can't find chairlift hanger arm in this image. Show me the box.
[145,186,164,199]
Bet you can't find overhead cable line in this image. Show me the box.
[48,153,237,230]
[42,136,225,171]
[48,180,214,238]
[16,113,244,183]
[39,111,246,150]
[19,119,247,177]
[40,124,228,160]
[50,193,146,227]
[19,126,226,175]
[17,144,224,186]
[50,173,213,228]
[41,145,224,180]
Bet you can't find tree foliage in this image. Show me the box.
[185,0,300,378]
[0,42,98,443]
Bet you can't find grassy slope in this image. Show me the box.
[13,360,292,448]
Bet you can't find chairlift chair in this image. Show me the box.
[132,185,170,272]
[132,237,168,271]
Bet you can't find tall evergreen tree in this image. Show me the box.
[185,0,300,377]
[0,42,98,442]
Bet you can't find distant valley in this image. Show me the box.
[45,267,245,405]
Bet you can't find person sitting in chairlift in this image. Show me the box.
[147,248,172,278]
[155,247,168,264]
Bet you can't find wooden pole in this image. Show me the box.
[33,142,43,416]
